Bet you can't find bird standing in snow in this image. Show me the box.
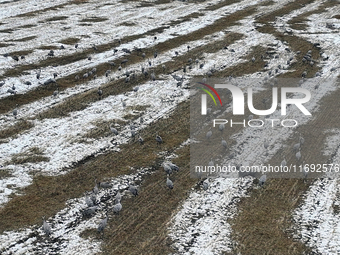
[42,216,51,236]
[166,176,173,190]
[97,215,108,234]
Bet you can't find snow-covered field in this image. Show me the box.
[0,0,340,254]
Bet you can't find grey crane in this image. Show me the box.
[85,193,94,207]
[202,180,208,190]
[129,184,138,196]
[110,123,118,135]
[281,157,287,167]
[93,179,99,195]
[121,98,126,108]
[259,174,267,187]
[296,149,301,161]
[251,56,255,62]
[97,88,103,99]
[151,72,156,81]
[7,88,16,95]
[166,177,173,190]
[105,70,111,77]
[83,206,97,216]
[139,113,144,124]
[42,216,51,236]
[221,138,227,149]
[90,193,97,205]
[99,181,113,189]
[169,162,179,172]
[97,215,108,233]
[138,136,144,145]
[154,51,157,58]
[13,105,18,119]
[113,202,122,214]
[142,53,146,59]
[53,88,59,97]
[121,59,128,66]
[299,135,305,145]
[264,139,269,150]
[163,163,172,175]
[293,142,300,151]
[108,62,115,69]
[130,129,136,140]
[302,161,308,180]
[206,130,212,139]
[156,133,163,145]
[114,191,122,204]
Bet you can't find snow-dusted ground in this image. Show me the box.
[169,177,254,254]
[293,129,340,255]
[170,2,340,255]
[0,0,340,254]
[0,168,149,254]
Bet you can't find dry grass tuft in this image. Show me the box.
[6,147,49,165]
[45,16,68,22]
[58,37,80,45]
[0,120,34,142]
[11,36,36,42]
[80,17,108,23]
[119,21,136,27]
[0,169,13,179]
[38,45,60,50]
[9,49,33,56]
[0,43,13,48]
[0,28,14,33]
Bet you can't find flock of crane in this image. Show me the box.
[41,130,181,236]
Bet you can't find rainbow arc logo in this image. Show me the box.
[196,82,222,106]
